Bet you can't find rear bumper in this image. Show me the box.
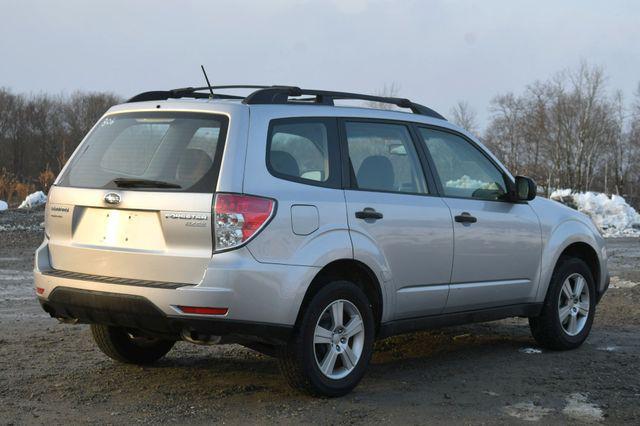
[35,240,318,339]
[39,287,292,342]
[597,272,610,304]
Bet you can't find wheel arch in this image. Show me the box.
[539,220,603,302]
[558,242,600,288]
[295,259,384,334]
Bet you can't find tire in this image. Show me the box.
[529,257,596,350]
[277,280,375,397]
[90,324,175,365]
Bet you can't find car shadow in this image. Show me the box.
[91,321,541,394]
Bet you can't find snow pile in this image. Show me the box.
[18,191,47,209]
[0,200,7,211]
[445,175,496,190]
[550,189,640,237]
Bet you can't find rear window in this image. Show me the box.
[58,112,228,192]
[266,117,341,188]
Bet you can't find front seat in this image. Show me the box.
[271,150,300,177]
[176,148,213,182]
[356,155,395,191]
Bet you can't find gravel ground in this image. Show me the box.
[0,208,639,425]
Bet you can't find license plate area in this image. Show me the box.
[72,208,165,250]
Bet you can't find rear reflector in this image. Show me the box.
[36,287,45,295]
[177,306,228,316]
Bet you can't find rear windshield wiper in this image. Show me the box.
[111,178,182,189]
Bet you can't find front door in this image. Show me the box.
[417,127,542,312]
[342,121,454,319]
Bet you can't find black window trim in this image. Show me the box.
[413,124,519,204]
[337,117,439,197]
[265,117,342,189]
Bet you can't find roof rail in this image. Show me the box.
[127,85,446,120]
[127,85,269,103]
[243,86,445,119]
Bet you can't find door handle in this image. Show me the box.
[454,212,477,223]
[355,208,383,220]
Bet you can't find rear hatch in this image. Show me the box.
[46,110,229,285]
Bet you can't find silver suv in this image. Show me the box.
[35,85,609,396]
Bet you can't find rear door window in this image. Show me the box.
[345,121,428,194]
[58,112,228,192]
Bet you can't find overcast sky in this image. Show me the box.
[1,0,638,128]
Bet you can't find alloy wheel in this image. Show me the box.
[557,272,590,336]
[313,299,365,379]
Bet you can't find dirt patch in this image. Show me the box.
[1,217,639,424]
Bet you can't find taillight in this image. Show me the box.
[213,193,275,251]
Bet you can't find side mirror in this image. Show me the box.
[514,176,536,201]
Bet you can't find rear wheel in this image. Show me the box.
[277,280,375,397]
[91,324,175,364]
[529,257,596,350]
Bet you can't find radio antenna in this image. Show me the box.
[200,65,214,99]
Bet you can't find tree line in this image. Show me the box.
[451,63,640,206]
[0,89,120,203]
[1,62,639,207]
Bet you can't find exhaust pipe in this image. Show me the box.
[181,329,222,345]
[56,317,79,324]
[41,303,78,324]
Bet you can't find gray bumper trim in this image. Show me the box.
[41,269,191,290]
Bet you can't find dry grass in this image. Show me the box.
[38,165,56,193]
[0,168,36,207]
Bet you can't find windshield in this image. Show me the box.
[58,111,228,192]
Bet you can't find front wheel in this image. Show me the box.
[91,324,175,365]
[277,280,375,397]
[529,257,596,350]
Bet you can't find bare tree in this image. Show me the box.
[450,101,479,135]
[622,83,640,204]
[0,89,120,190]
[483,63,632,196]
[367,82,401,110]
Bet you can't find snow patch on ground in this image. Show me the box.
[519,347,543,354]
[18,191,47,209]
[504,394,604,423]
[562,393,604,423]
[0,200,7,211]
[503,402,553,421]
[550,190,640,237]
[610,276,638,289]
[597,346,619,352]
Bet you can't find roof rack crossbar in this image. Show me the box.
[126,85,445,120]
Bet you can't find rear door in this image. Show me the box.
[46,110,231,284]
[416,127,542,312]
[341,120,454,319]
